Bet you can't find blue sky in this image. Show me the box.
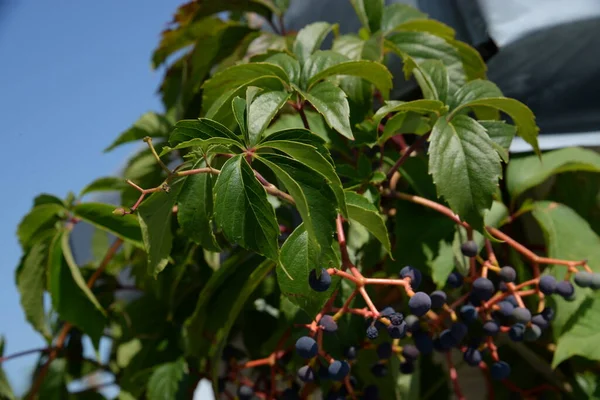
[0,0,180,393]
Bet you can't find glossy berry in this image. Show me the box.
[238,385,254,400]
[319,315,338,333]
[328,360,350,381]
[295,336,318,359]
[297,365,315,382]
[496,301,515,317]
[505,295,518,307]
[539,275,557,295]
[483,320,499,336]
[380,306,395,318]
[499,266,517,282]
[447,271,464,288]
[509,323,526,342]
[405,315,420,332]
[409,292,432,317]
[402,345,419,361]
[387,321,407,339]
[460,304,478,323]
[472,277,495,302]
[366,325,379,340]
[490,361,511,380]
[512,307,532,323]
[463,347,482,366]
[574,271,593,288]
[524,324,542,342]
[531,314,549,330]
[430,290,447,309]
[450,322,468,343]
[439,329,457,350]
[363,385,379,400]
[371,363,387,377]
[345,346,357,360]
[556,280,575,298]
[400,266,422,289]
[414,332,434,354]
[309,268,331,292]
[399,360,415,374]
[460,240,478,257]
[389,312,404,326]
[541,307,555,321]
[376,342,393,359]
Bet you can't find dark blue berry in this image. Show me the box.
[541,307,555,321]
[399,360,415,374]
[496,301,514,317]
[524,324,542,342]
[328,360,350,381]
[376,342,393,359]
[380,306,395,317]
[295,336,317,359]
[509,323,526,342]
[309,268,331,292]
[490,361,511,380]
[574,271,593,288]
[366,325,379,340]
[447,271,464,288]
[371,363,387,377]
[387,321,407,339]
[430,290,447,309]
[531,314,549,330]
[460,240,478,257]
[450,322,468,343]
[409,292,432,317]
[512,307,532,323]
[483,320,499,336]
[400,266,422,289]
[402,344,419,361]
[345,346,357,360]
[463,347,482,366]
[414,332,433,354]
[238,385,254,400]
[460,304,478,323]
[556,281,575,298]
[405,315,420,332]
[297,365,315,382]
[539,275,557,295]
[499,266,517,282]
[472,277,495,302]
[505,295,518,307]
[389,312,404,326]
[439,329,457,350]
[319,315,338,333]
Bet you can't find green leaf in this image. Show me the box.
[531,202,600,336]
[257,140,347,216]
[428,239,455,288]
[381,3,427,33]
[232,96,247,140]
[146,358,187,400]
[307,60,393,98]
[345,191,391,255]
[278,224,339,315]
[478,120,516,163]
[18,203,66,250]
[72,203,144,248]
[350,0,383,32]
[159,136,244,156]
[79,177,128,197]
[553,295,600,368]
[168,118,242,147]
[177,160,220,252]
[257,153,338,262]
[208,259,275,392]
[214,155,279,260]
[138,182,183,276]
[297,81,353,139]
[428,115,502,231]
[448,39,487,80]
[450,79,503,109]
[507,147,600,200]
[404,58,449,103]
[452,96,540,155]
[0,338,15,400]
[260,127,328,148]
[264,53,301,85]
[293,22,338,63]
[373,99,445,127]
[394,19,455,39]
[104,112,171,152]
[379,112,430,144]
[48,231,106,345]
[248,90,291,145]
[16,239,52,339]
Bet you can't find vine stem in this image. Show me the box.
[446,352,466,400]
[0,347,53,364]
[385,133,430,181]
[27,238,123,399]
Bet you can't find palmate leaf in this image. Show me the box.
[104,112,172,152]
[18,203,66,251]
[168,118,243,147]
[214,155,279,260]
[381,3,427,33]
[72,203,144,249]
[345,191,391,255]
[478,120,516,163]
[403,58,449,103]
[373,99,445,126]
[247,90,291,145]
[428,115,502,231]
[350,0,383,33]
[146,358,188,400]
[293,22,339,64]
